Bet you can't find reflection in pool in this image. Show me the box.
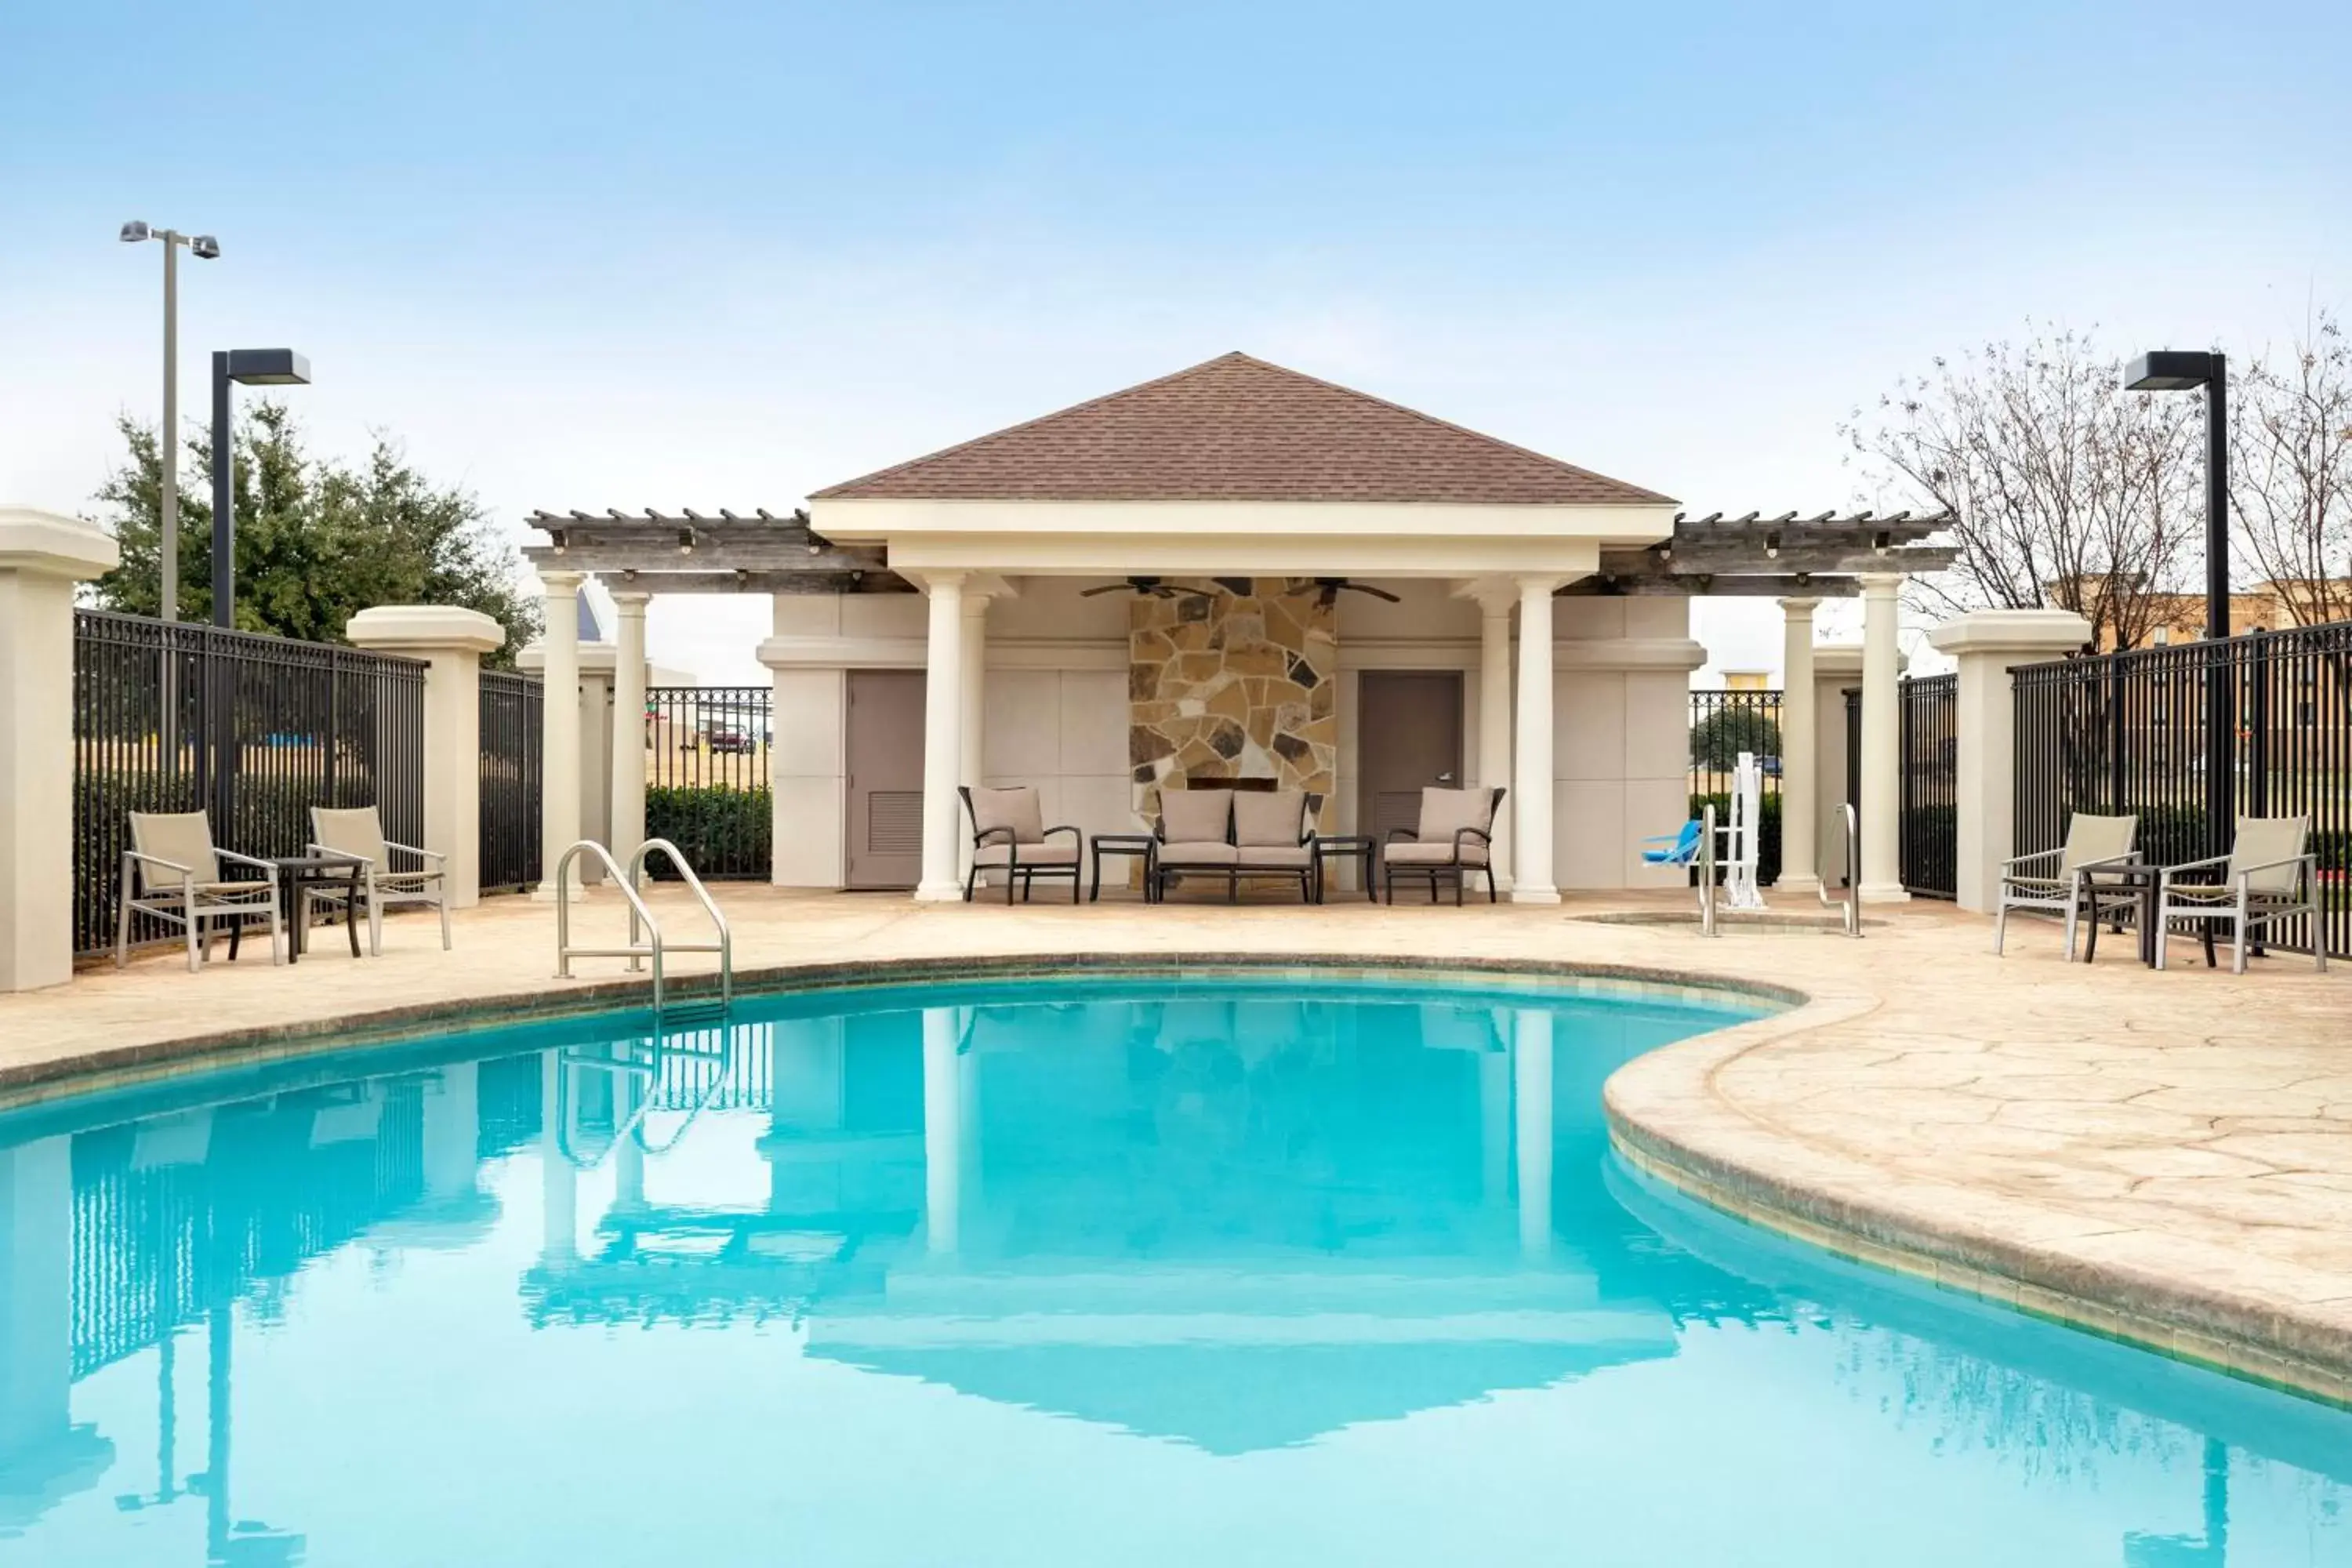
[0,975,2346,1566]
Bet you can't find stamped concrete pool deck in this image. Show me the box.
[4,884,2347,1403]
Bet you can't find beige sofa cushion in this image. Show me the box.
[1232,789,1307,848]
[1159,840,1239,867]
[1237,844,1311,868]
[1159,789,1232,846]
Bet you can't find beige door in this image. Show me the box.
[845,670,927,890]
[1356,671,1465,841]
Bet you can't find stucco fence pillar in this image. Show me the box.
[1925,608,2093,914]
[346,605,506,909]
[0,509,118,992]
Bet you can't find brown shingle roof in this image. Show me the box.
[809,352,1675,506]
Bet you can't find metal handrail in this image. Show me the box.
[627,837,734,1009]
[1698,803,1719,938]
[1813,804,1863,938]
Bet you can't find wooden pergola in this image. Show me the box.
[521,506,1955,597]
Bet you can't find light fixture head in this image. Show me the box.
[677,528,695,555]
[119,220,151,243]
[550,528,568,555]
[1872,531,1892,555]
[1764,531,1780,560]
[223,347,310,387]
[2124,350,2219,391]
[190,234,220,260]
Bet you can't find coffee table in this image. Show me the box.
[1091,834,1158,902]
[268,855,367,963]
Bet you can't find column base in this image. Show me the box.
[1856,882,1911,905]
[528,880,589,905]
[913,880,966,904]
[1777,873,1823,895]
[1508,884,1562,906]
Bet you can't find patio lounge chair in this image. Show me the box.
[308,805,452,953]
[1639,819,1703,869]
[1382,786,1504,906]
[1232,789,1316,903]
[959,786,1081,903]
[2151,815,2326,974]
[1152,788,1238,902]
[117,810,284,972]
[1992,811,2139,958]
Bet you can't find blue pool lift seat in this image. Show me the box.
[1639,819,1704,868]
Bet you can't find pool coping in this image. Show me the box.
[1602,1007,2352,1413]
[0,949,1801,1112]
[10,942,2349,1414]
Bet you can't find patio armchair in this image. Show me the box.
[1232,789,1317,904]
[308,806,452,953]
[1152,788,1238,902]
[959,786,1081,903]
[117,810,284,972]
[1382,786,1505,906]
[2151,815,2326,975]
[1992,811,2140,959]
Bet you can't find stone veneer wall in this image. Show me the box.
[1129,579,1337,827]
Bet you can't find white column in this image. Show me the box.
[1926,609,2094,913]
[0,510,118,990]
[1777,597,1821,894]
[609,590,651,880]
[534,570,585,902]
[1511,575,1566,903]
[922,1005,962,1255]
[1512,1009,1553,1260]
[915,572,967,902]
[347,605,506,909]
[1473,583,1517,893]
[1857,573,1907,903]
[956,592,989,889]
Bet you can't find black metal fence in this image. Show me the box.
[1900,674,1958,899]
[645,684,772,878]
[2014,622,2352,960]
[72,611,426,956]
[479,670,544,894]
[1688,689,1784,884]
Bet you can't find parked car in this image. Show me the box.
[706,726,757,754]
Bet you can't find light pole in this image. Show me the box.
[2124,350,2231,853]
[118,222,220,622]
[208,349,312,630]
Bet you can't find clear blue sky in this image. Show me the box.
[5,1,2347,678]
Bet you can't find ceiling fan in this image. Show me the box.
[1080,576,1207,601]
[1284,577,1402,609]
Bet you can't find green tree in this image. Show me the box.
[1690,706,1783,771]
[89,404,542,665]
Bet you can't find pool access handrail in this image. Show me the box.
[552,837,735,1012]
[1813,803,1863,938]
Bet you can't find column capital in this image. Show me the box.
[536,568,586,593]
[606,587,653,610]
[1454,575,1519,615]
[1515,572,1576,599]
[1776,595,1820,618]
[1926,608,2091,661]
[1855,571,1906,597]
[907,568,969,594]
[347,604,507,656]
[0,507,118,581]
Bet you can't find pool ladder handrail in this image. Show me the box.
[552,837,734,1013]
[1813,803,1863,938]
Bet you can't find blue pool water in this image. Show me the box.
[2,972,2348,1566]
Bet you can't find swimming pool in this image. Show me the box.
[2,971,2347,1566]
